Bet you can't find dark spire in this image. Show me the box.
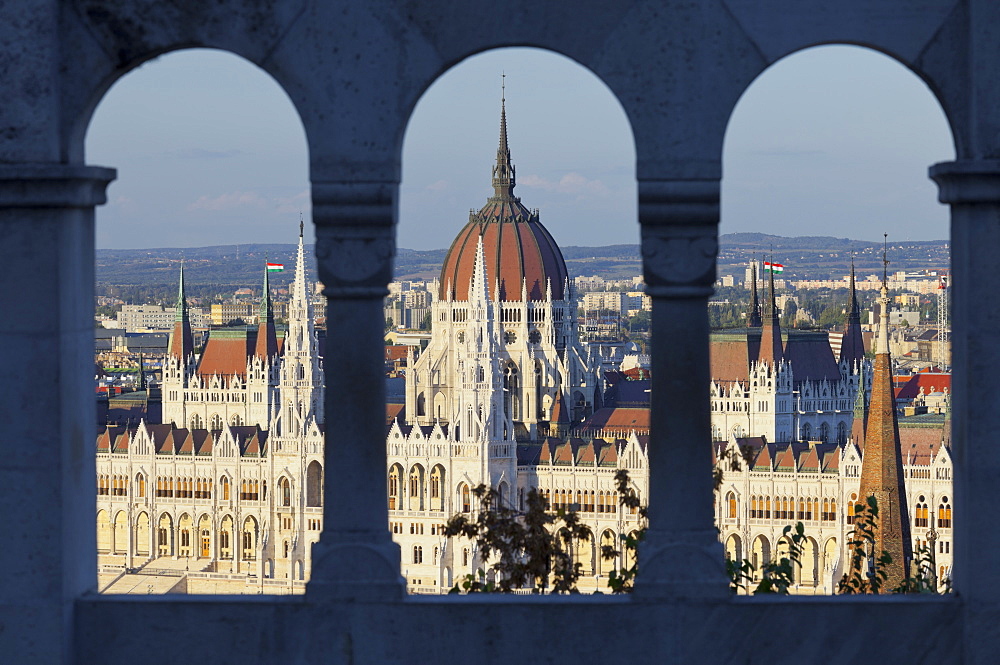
[840,257,866,365]
[747,260,762,327]
[491,75,516,199]
[299,211,304,239]
[168,263,194,359]
[255,262,278,359]
[758,260,783,365]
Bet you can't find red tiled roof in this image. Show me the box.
[584,407,650,432]
[895,373,951,400]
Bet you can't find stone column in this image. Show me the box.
[634,178,727,598]
[930,160,1000,655]
[0,164,114,661]
[307,181,405,600]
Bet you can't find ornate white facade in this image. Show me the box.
[96,229,326,590]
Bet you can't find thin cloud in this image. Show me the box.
[426,179,449,191]
[188,191,268,211]
[520,172,609,196]
[169,148,245,159]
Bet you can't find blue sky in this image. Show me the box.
[86,46,954,250]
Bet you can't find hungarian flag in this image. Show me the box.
[763,261,784,274]
[266,263,284,272]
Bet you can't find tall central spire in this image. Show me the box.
[491,76,516,198]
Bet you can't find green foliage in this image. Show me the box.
[838,496,891,594]
[444,484,591,594]
[727,523,807,595]
[600,470,647,593]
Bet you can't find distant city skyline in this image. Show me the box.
[86,46,953,250]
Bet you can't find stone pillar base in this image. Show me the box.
[307,534,405,601]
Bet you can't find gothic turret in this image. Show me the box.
[855,243,911,589]
[747,261,762,328]
[840,258,865,366]
[758,263,783,366]
[168,263,194,360]
[255,262,279,360]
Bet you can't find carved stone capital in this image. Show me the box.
[0,164,116,208]
[638,179,719,297]
[641,227,718,297]
[930,160,1000,204]
[312,181,397,298]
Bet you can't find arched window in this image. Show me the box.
[230,414,242,426]
[210,413,223,431]
[135,473,146,498]
[220,476,230,501]
[915,495,929,527]
[819,422,829,443]
[190,413,203,430]
[408,465,424,511]
[306,461,323,507]
[938,497,952,528]
[460,484,471,513]
[801,423,812,441]
[388,465,401,510]
[764,497,771,519]
[726,491,737,519]
[413,545,423,564]
[280,477,291,507]
[429,466,444,511]
[836,421,847,444]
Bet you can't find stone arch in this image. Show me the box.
[219,515,235,561]
[751,535,771,575]
[242,516,259,561]
[496,480,509,509]
[306,461,323,507]
[429,465,445,511]
[134,512,150,557]
[408,463,426,511]
[725,533,743,564]
[157,513,174,557]
[96,509,112,554]
[279,476,292,507]
[112,510,128,555]
[722,45,955,244]
[387,463,403,511]
[197,514,212,558]
[823,537,839,582]
[458,482,471,513]
[177,513,193,557]
[800,537,819,587]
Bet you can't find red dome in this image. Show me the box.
[439,209,568,302]
[438,98,567,302]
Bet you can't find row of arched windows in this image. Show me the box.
[746,495,837,522]
[388,464,446,511]
[915,495,952,528]
[97,474,129,496]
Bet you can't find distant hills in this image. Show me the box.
[96,233,949,301]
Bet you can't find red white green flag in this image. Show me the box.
[763,261,784,273]
[266,263,284,272]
